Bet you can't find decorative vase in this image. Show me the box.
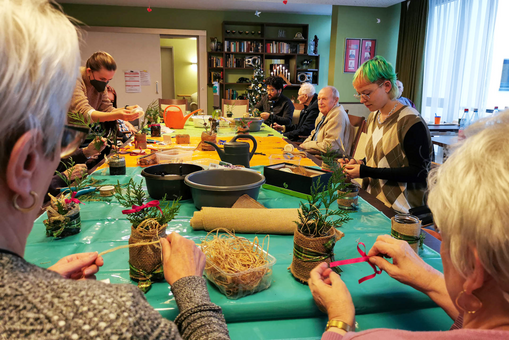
[337,183,360,210]
[210,37,218,51]
[290,227,343,283]
[44,204,81,238]
[109,156,126,175]
[129,221,167,293]
[391,214,423,254]
[200,131,217,151]
[134,133,148,149]
[150,124,161,137]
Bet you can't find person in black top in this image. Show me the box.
[273,83,319,142]
[255,76,294,128]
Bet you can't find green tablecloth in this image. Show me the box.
[27,166,450,339]
[167,119,280,137]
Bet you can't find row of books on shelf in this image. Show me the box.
[224,40,263,53]
[265,42,306,54]
[209,71,223,83]
[226,55,248,68]
[226,89,242,100]
[209,56,224,67]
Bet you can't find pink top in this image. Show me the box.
[322,328,509,340]
[321,315,509,340]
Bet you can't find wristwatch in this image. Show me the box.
[325,320,353,332]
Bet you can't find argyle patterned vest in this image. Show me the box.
[362,106,430,213]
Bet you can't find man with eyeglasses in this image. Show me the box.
[299,86,353,154]
[273,83,319,142]
[255,76,294,128]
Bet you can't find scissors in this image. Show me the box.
[60,186,97,197]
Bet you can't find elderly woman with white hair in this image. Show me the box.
[309,112,509,339]
[273,82,319,142]
[0,1,229,339]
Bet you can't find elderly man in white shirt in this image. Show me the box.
[299,86,353,155]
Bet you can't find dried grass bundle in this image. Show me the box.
[200,228,274,299]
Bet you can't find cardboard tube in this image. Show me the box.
[191,207,300,234]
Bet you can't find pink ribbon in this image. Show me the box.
[122,200,163,216]
[329,242,382,284]
[65,191,84,205]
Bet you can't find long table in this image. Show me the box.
[27,129,451,339]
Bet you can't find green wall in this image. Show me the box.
[328,4,401,102]
[61,4,332,113]
[160,38,198,97]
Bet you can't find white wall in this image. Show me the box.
[79,31,162,110]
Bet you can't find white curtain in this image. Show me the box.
[421,0,498,123]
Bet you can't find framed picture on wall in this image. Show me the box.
[344,38,361,73]
[360,39,376,64]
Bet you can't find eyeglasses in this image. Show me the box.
[60,124,90,158]
[353,82,385,100]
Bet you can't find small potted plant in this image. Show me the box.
[290,159,352,283]
[145,99,162,137]
[115,178,180,293]
[45,158,89,237]
[200,109,221,151]
[225,103,235,118]
[321,145,360,210]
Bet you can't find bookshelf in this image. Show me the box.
[208,21,320,100]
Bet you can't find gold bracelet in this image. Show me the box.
[325,319,353,332]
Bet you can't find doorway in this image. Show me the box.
[160,36,198,110]
[160,46,175,100]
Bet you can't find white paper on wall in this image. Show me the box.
[125,70,141,93]
[140,70,151,86]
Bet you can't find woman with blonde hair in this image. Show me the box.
[341,56,432,213]
[0,1,229,338]
[310,111,509,339]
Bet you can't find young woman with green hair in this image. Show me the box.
[340,56,433,213]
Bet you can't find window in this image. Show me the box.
[421,0,499,123]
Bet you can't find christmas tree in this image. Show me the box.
[247,62,266,116]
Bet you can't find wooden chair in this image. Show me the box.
[159,98,188,116]
[222,99,248,118]
[348,114,367,157]
[292,103,304,125]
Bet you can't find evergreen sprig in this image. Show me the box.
[115,178,180,228]
[295,147,352,237]
[56,157,90,192]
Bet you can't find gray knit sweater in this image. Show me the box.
[0,253,230,339]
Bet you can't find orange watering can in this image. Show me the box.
[163,105,203,129]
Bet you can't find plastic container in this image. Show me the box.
[269,153,302,165]
[156,148,194,164]
[234,118,264,132]
[192,115,213,128]
[184,169,266,209]
[141,163,204,200]
[189,158,221,170]
[204,247,276,299]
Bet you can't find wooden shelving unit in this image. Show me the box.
[207,21,320,100]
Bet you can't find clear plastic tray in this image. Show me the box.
[269,153,302,165]
[204,247,276,300]
[155,148,194,164]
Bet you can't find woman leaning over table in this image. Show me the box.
[341,56,433,213]
[310,112,509,339]
[0,1,229,339]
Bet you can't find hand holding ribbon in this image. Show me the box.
[65,191,84,206]
[329,242,382,284]
[122,200,163,216]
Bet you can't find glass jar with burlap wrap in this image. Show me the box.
[44,204,81,238]
[290,227,344,283]
[337,183,360,210]
[129,219,167,293]
[391,214,425,253]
